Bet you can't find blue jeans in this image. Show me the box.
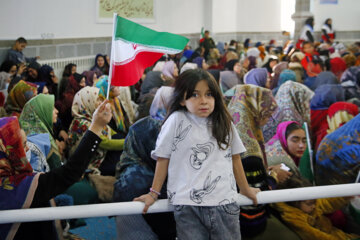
[174,203,241,240]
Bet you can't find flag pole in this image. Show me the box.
[107,13,118,100]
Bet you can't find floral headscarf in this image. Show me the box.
[0,117,39,240]
[228,85,277,163]
[263,81,314,143]
[68,87,108,170]
[316,113,360,185]
[5,80,37,117]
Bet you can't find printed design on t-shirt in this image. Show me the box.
[190,171,221,204]
[224,148,232,161]
[167,190,176,204]
[172,120,192,151]
[230,173,237,191]
[189,142,215,169]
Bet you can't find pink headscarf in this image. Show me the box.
[162,61,176,78]
[267,121,301,164]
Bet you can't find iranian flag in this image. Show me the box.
[109,14,189,87]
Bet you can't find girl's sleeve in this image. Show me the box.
[150,113,177,160]
[230,122,246,155]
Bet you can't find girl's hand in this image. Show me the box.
[240,187,260,206]
[133,193,157,214]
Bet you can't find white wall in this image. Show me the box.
[0,0,204,40]
[311,0,360,31]
[0,0,358,41]
[237,0,282,32]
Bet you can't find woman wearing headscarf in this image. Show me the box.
[244,68,270,88]
[55,73,86,131]
[220,60,245,93]
[296,17,315,49]
[340,66,360,100]
[309,71,338,91]
[114,86,176,239]
[82,70,101,86]
[68,87,124,176]
[192,56,209,70]
[0,101,111,240]
[25,61,41,83]
[38,64,58,99]
[262,57,279,74]
[326,102,358,134]
[0,72,12,106]
[316,113,360,185]
[272,69,297,96]
[263,81,314,143]
[228,85,298,239]
[90,54,109,75]
[140,61,177,95]
[310,84,345,151]
[321,18,335,44]
[5,80,37,118]
[96,76,130,136]
[19,94,62,170]
[265,121,306,174]
[271,62,288,90]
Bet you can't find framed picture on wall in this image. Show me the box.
[96,0,155,23]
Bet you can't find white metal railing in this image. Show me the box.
[0,183,359,224]
[38,55,96,78]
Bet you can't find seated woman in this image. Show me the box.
[140,60,178,95]
[0,101,111,240]
[266,121,307,174]
[228,85,299,239]
[38,65,59,99]
[272,69,297,96]
[55,73,86,131]
[5,80,37,118]
[220,60,246,93]
[90,54,108,75]
[114,86,176,239]
[326,102,359,134]
[316,113,360,186]
[263,81,314,143]
[19,94,62,170]
[68,86,124,176]
[310,84,345,151]
[243,68,270,88]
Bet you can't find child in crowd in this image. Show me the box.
[135,69,259,239]
[5,37,39,65]
[273,175,359,240]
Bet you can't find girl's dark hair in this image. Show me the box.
[305,17,314,27]
[285,122,303,140]
[277,175,313,207]
[165,69,232,150]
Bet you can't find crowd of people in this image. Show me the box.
[1,16,360,240]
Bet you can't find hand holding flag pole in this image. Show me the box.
[106,13,189,99]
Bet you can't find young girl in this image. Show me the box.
[134,69,259,239]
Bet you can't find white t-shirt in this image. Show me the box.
[151,110,246,206]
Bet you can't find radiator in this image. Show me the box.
[38,55,96,79]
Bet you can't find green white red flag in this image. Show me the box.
[109,15,189,87]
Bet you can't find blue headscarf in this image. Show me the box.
[310,84,345,110]
[316,113,360,185]
[272,69,296,96]
[311,71,338,90]
[244,68,268,88]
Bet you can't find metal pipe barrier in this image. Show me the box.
[1,183,359,224]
